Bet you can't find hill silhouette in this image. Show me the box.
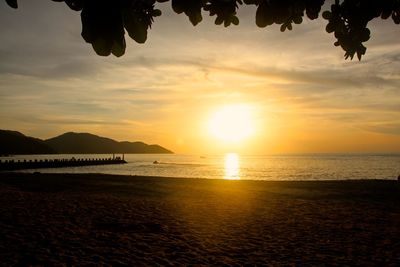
[0,130,173,155]
[45,132,173,154]
[0,130,55,155]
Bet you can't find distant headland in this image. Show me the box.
[0,130,173,155]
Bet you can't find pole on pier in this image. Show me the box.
[123,154,124,160]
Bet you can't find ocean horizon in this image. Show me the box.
[2,153,399,181]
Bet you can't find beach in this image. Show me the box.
[0,172,399,266]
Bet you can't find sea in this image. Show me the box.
[2,153,400,181]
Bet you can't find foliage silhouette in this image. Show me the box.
[5,0,400,60]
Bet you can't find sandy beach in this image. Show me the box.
[0,172,399,266]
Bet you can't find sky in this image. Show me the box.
[0,0,400,154]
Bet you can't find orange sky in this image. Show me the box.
[1,1,400,154]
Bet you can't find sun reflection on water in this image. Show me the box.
[224,153,240,180]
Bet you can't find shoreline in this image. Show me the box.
[2,171,399,182]
[1,172,399,265]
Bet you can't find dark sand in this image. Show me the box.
[0,172,399,266]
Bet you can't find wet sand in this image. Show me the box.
[0,172,399,266]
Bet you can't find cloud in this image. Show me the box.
[110,87,175,96]
[43,100,111,114]
[359,123,400,136]
[1,0,400,152]
[19,116,127,126]
[0,57,101,80]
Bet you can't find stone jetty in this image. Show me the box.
[0,156,127,171]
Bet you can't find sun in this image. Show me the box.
[208,104,255,143]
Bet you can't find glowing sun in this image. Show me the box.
[208,104,255,143]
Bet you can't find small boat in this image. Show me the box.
[153,160,159,164]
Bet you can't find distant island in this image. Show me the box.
[0,130,173,155]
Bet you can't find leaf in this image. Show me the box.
[224,19,231,27]
[123,10,148,44]
[81,4,97,43]
[293,16,302,24]
[256,3,270,28]
[392,12,400,24]
[111,37,126,57]
[381,10,391,20]
[360,28,370,42]
[92,38,112,57]
[322,11,331,20]
[172,0,203,26]
[65,0,84,11]
[189,11,202,26]
[215,16,223,25]
[152,9,162,17]
[357,50,362,61]
[6,0,18,9]
[326,22,335,33]
[231,16,239,25]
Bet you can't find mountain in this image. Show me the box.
[0,130,173,155]
[0,130,55,155]
[44,132,173,154]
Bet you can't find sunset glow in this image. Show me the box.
[208,105,255,143]
[224,153,240,180]
[1,1,400,155]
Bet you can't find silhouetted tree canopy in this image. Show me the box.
[5,0,400,60]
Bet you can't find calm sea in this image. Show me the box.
[2,153,400,181]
